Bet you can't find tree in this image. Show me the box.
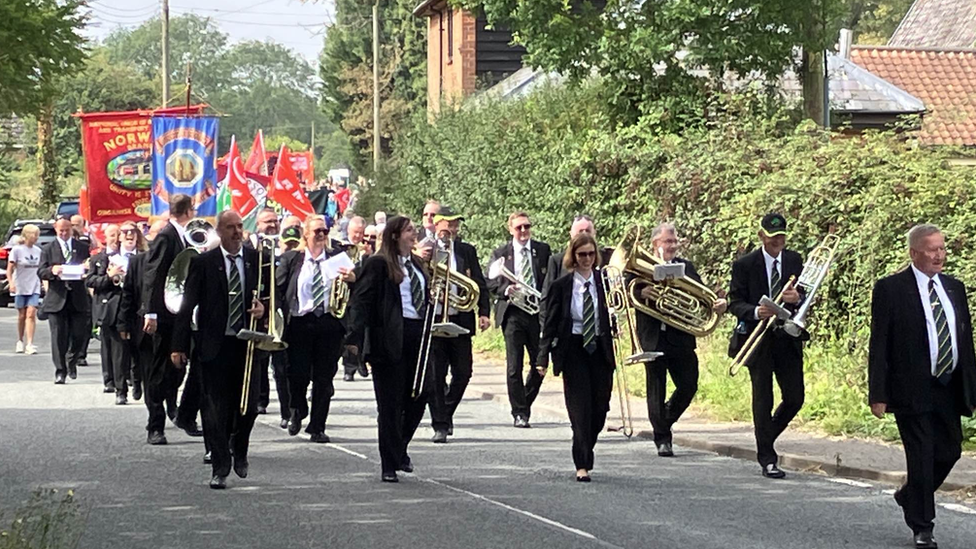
[844,0,914,45]
[0,0,88,116]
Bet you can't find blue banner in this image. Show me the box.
[150,116,220,218]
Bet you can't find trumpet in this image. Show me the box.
[487,257,541,315]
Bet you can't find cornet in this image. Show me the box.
[487,257,541,315]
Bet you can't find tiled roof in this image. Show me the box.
[889,0,976,48]
[850,46,976,145]
[0,116,26,149]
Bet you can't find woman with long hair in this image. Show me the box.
[7,224,43,354]
[346,215,430,482]
[538,233,616,482]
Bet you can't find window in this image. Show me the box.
[447,8,454,64]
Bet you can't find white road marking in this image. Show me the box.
[825,478,873,488]
[940,503,976,515]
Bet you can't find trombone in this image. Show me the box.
[729,275,796,377]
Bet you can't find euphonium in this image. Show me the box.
[164,218,217,314]
[609,226,720,338]
[429,259,480,312]
[329,242,365,319]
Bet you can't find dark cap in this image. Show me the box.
[281,226,302,244]
[760,213,788,237]
[433,205,464,224]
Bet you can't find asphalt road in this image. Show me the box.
[2,307,975,549]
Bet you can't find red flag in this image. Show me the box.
[244,130,268,176]
[269,144,315,218]
[219,136,259,217]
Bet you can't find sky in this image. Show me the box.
[82,0,336,65]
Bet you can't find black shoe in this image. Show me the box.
[166,406,177,422]
[132,383,142,401]
[309,432,330,444]
[894,487,907,508]
[256,405,267,415]
[147,431,167,445]
[514,416,530,428]
[343,373,355,382]
[761,464,786,479]
[279,418,289,429]
[54,374,66,385]
[68,371,77,380]
[576,475,591,483]
[209,475,227,489]
[115,394,128,405]
[233,459,249,479]
[447,420,454,436]
[287,409,302,436]
[203,451,212,464]
[432,430,448,444]
[175,419,204,437]
[656,441,674,457]
[103,385,115,394]
[914,531,937,549]
[382,472,399,483]
[399,457,414,473]
[358,363,369,377]
[78,359,88,367]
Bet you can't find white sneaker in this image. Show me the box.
[25,344,37,355]
[15,341,24,353]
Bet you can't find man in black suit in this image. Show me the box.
[543,215,613,293]
[141,194,198,445]
[486,211,551,427]
[118,252,147,402]
[728,212,804,479]
[70,214,94,367]
[427,206,491,443]
[86,224,135,403]
[341,215,370,382]
[869,224,976,549]
[635,223,727,457]
[38,218,91,384]
[172,211,264,489]
[246,207,281,414]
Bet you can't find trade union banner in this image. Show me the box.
[150,116,220,219]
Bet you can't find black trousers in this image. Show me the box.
[895,379,963,534]
[285,313,344,435]
[561,335,614,471]
[200,336,257,478]
[176,344,203,428]
[79,313,92,362]
[343,346,366,377]
[99,322,130,394]
[503,309,545,419]
[126,333,145,393]
[145,323,181,433]
[748,337,805,467]
[645,349,699,444]
[429,328,473,432]
[271,350,291,420]
[371,318,429,474]
[256,350,271,409]
[47,301,89,377]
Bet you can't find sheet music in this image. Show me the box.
[322,252,355,280]
[60,264,85,281]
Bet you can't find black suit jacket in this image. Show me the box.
[173,246,260,363]
[634,258,702,352]
[117,253,147,343]
[727,247,804,360]
[486,239,552,327]
[38,238,91,314]
[346,254,430,365]
[276,240,346,325]
[538,270,615,376]
[438,240,490,332]
[85,251,128,327]
[869,268,976,416]
[142,222,186,324]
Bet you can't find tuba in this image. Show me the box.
[609,226,720,338]
[164,218,217,314]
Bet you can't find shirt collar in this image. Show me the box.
[220,245,242,260]
[574,271,595,288]
[761,247,781,265]
[57,236,72,249]
[307,250,326,263]
[512,238,531,255]
[170,219,187,241]
[911,264,942,288]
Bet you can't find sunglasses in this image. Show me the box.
[575,251,596,258]
[121,228,138,235]
[313,228,329,236]
[514,224,532,232]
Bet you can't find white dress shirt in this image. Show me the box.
[433,242,459,317]
[297,250,331,316]
[222,246,246,335]
[400,256,426,320]
[571,271,600,335]
[512,238,535,283]
[57,237,74,262]
[754,248,784,320]
[170,219,187,247]
[911,265,959,375]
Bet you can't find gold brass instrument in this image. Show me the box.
[329,242,364,319]
[164,218,217,314]
[609,226,720,338]
[783,234,840,338]
[729,275,796,377]
[487,257,541,315]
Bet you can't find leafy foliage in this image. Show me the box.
[843,0,915,45]
[0,488,87,549]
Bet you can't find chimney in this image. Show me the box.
[839,28,853,59]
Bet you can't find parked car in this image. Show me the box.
[55,198,79,220]
[0,219,57,307]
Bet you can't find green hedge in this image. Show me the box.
[378,84,976,443]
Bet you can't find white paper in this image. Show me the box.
[653,263,685,281]
[322,252,355,280]
[109,254,129,273]
[60,264,85,281]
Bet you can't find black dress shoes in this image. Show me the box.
[210,475,227,489]
[78,359,88,367]
[147,431,168,445]
[894,487,907,508]
[914,531,937,549]
[54,374,66,385]
[287,409,302,436]
[203,451,212,464]
[358,363,369,377]
[176,419,204,437]
[256,405,267,415]
[115,394,127,405]
[576,475,591,483]
[103,385,115,394]
[68,371,77,380]
[656,441,674,457]
[279,418,289,429]
[399,457,414,473]
[309,432,330,444]
[514,416,530,428]
[343,373,355,382]
[381,472,399,483]
[762,464,786,479]
[132,383,142,401]
[432,430,448,443]
[233,459,249,479]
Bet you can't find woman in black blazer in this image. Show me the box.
[346,216,430,483]
[538,233,615,482]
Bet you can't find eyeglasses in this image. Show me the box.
[121,228,138,235]
[514,224,532,232]
[313,228,329,236]
[575,251,596,258]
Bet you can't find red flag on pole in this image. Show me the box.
[244,129,268,176]
[218,136,259,218]
[269,144,315,218]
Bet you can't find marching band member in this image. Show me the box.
[346,216,430,482]
[342,215,370,382]
[421,200,440,242]
[486,212,551,428]
[727,213,804,479]
[538,234,614,482]
[869,224,976,549]
[427,206,490,443]
[248,208,281,415]
[171,211,265,489]
[277,215,355,443]
[635,223,726,456]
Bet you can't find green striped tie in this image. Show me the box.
[521,248,535,287]
[582,281,596,354]
[770,259,782,297]
[311,260,326,312]
[227,255,244,332]
[929,280,954,385]
[404,259,425,310]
